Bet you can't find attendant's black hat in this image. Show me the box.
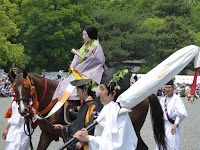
[84,26,98,40]
[70,79,91,88]
[100,68,130,99]
[165,80,174,86]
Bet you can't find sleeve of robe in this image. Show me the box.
[174,95,188,124]
[70,51,80,69]
[70,44,107,84]
[4,97,15,118]
[88,102,138,150]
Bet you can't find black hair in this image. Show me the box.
[106,73,131,101]
[83,26,98,40]
[77,85,96,99]
[165,80,174,86]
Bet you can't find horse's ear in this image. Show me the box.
[11,70,16,79]
[23,70,28,79]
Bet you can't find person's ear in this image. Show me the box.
[112,90,116,97]
[85,89,89,95]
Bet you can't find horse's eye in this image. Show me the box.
[25,86,30,90]
[24,85,30,90]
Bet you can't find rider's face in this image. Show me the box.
[83,30,92,43]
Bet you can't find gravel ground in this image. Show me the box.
[1,96,200,150]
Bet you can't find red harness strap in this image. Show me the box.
[38,77,47,104]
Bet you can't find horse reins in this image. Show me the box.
[24,75,66,147]
[24,116,34,150]
[17,76,48,150]
[38,77,47,104]
[29,77,67,144]
[31,106,67,143]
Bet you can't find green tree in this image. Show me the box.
[154,0,191,17]
[190,1,200,48]
[140,0,195,73]
[92,1,155,68]
[19,0,99,72]
[0,0,28,71]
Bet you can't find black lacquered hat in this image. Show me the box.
[165,80,174,86]
[100,68,130,98]
[70,79,91,88]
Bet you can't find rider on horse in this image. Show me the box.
[52,26,107,104]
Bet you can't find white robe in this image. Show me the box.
[89,101,138,150]
[156,94,187,150]
[5,101,30,150]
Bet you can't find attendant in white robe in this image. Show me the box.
[74,68,138,150]
[2,98,30,150]
[156,80,187,150]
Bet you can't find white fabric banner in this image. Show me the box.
[116,45,200,114]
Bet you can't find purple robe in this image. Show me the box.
[52,43,107,100]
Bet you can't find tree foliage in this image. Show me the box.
[0,0,28,71]
[139,0,195,73]
[1,0,200,74]
[19,0,99,72]
[92,1,155,67]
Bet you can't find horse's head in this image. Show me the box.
[11,69,34,117]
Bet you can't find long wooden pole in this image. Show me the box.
[58,121,98,150]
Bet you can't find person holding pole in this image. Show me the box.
[73,68,138,150]
[54,79,100,150]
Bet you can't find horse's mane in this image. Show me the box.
[30,73,58,85]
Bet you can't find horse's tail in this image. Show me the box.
[149,94,167,150]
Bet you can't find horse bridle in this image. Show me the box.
[13,75,35,150]
[16,97,31,103]
[16,96,34,116]
[15,76,35,113]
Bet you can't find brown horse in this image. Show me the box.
[11,70,166,150]
[11,70,66,150]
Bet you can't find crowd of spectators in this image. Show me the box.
[2,70,200,100]
[157,82,200,99]
[0,76,13,97]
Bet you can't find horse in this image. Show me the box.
[10,70,66,150]
[11,70,166,150]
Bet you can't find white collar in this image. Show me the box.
[85,95,91,102]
